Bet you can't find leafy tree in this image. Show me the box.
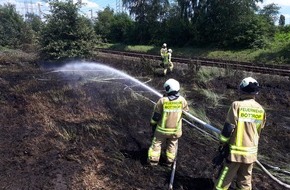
[122,0,170,44]
[123,0,169,22]
[109,13,134,43]
[94,7,115,42]
[175,0,191,21]
[195,0,268,47]
[279,14,285,26]
[232,15,272,48]
[0,3,33,48]
[259,3,280,25]
[25,13,43,34]
[40,0,97,60]
[165,16,193,46]
[175,0,207,23]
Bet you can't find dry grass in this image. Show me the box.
[0,52,289,189]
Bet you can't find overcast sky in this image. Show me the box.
[1,0,290,23]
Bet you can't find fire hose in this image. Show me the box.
[168,142,178,190]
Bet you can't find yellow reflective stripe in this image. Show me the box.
[256,112,264,132]
[230,145,258,155]
[219,135,230,143]
[148,149,160,157]
[157,127,179,132]
[231,145,257,151]
[236,121,244,146]
[230,150,257,156]
[216,166,229,190]
[148,138,161,158]
[166,151,175,160]
[156,126,181,134]
[161,113,167,129]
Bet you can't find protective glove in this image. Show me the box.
[212,144,229,168]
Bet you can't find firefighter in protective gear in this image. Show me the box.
[148,79,189,166]
[160,43,167,57]
[165,49,174,74]
[214,77,266,190]
[160,43,167,62]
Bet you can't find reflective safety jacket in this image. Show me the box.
[150,96,189,135]
[160,47,167,58]
[220,98,266,163]
[163,52,169,65]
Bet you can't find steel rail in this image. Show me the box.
[96,48,290,77]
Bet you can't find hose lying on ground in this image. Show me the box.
[256,160,290,189]
[259,162,290,176]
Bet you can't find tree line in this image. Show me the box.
[0,0,289,60]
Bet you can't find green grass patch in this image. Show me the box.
[98,33,290,65]
[199,89,223,108]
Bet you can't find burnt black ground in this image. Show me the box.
[0,55,289,190]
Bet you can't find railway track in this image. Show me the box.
[96,48,290,77]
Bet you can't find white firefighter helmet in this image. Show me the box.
[164,78,180,93]
[162,43,167,48]
[239,77,259,94]
[168,49,172,53]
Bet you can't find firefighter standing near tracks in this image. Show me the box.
[160,43,167,62]
[148,78,189,167]
[166,49,174,74]
[214,77,266,190]
[161,49,174,76]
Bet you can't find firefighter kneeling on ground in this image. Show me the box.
[148,78,189,167]
[213,77,266,190]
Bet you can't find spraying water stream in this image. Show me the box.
[52,61,163,98]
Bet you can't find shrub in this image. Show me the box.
[40,1,98,61]
[0,3,33,48]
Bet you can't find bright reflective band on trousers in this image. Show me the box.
[215,162,253,190]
